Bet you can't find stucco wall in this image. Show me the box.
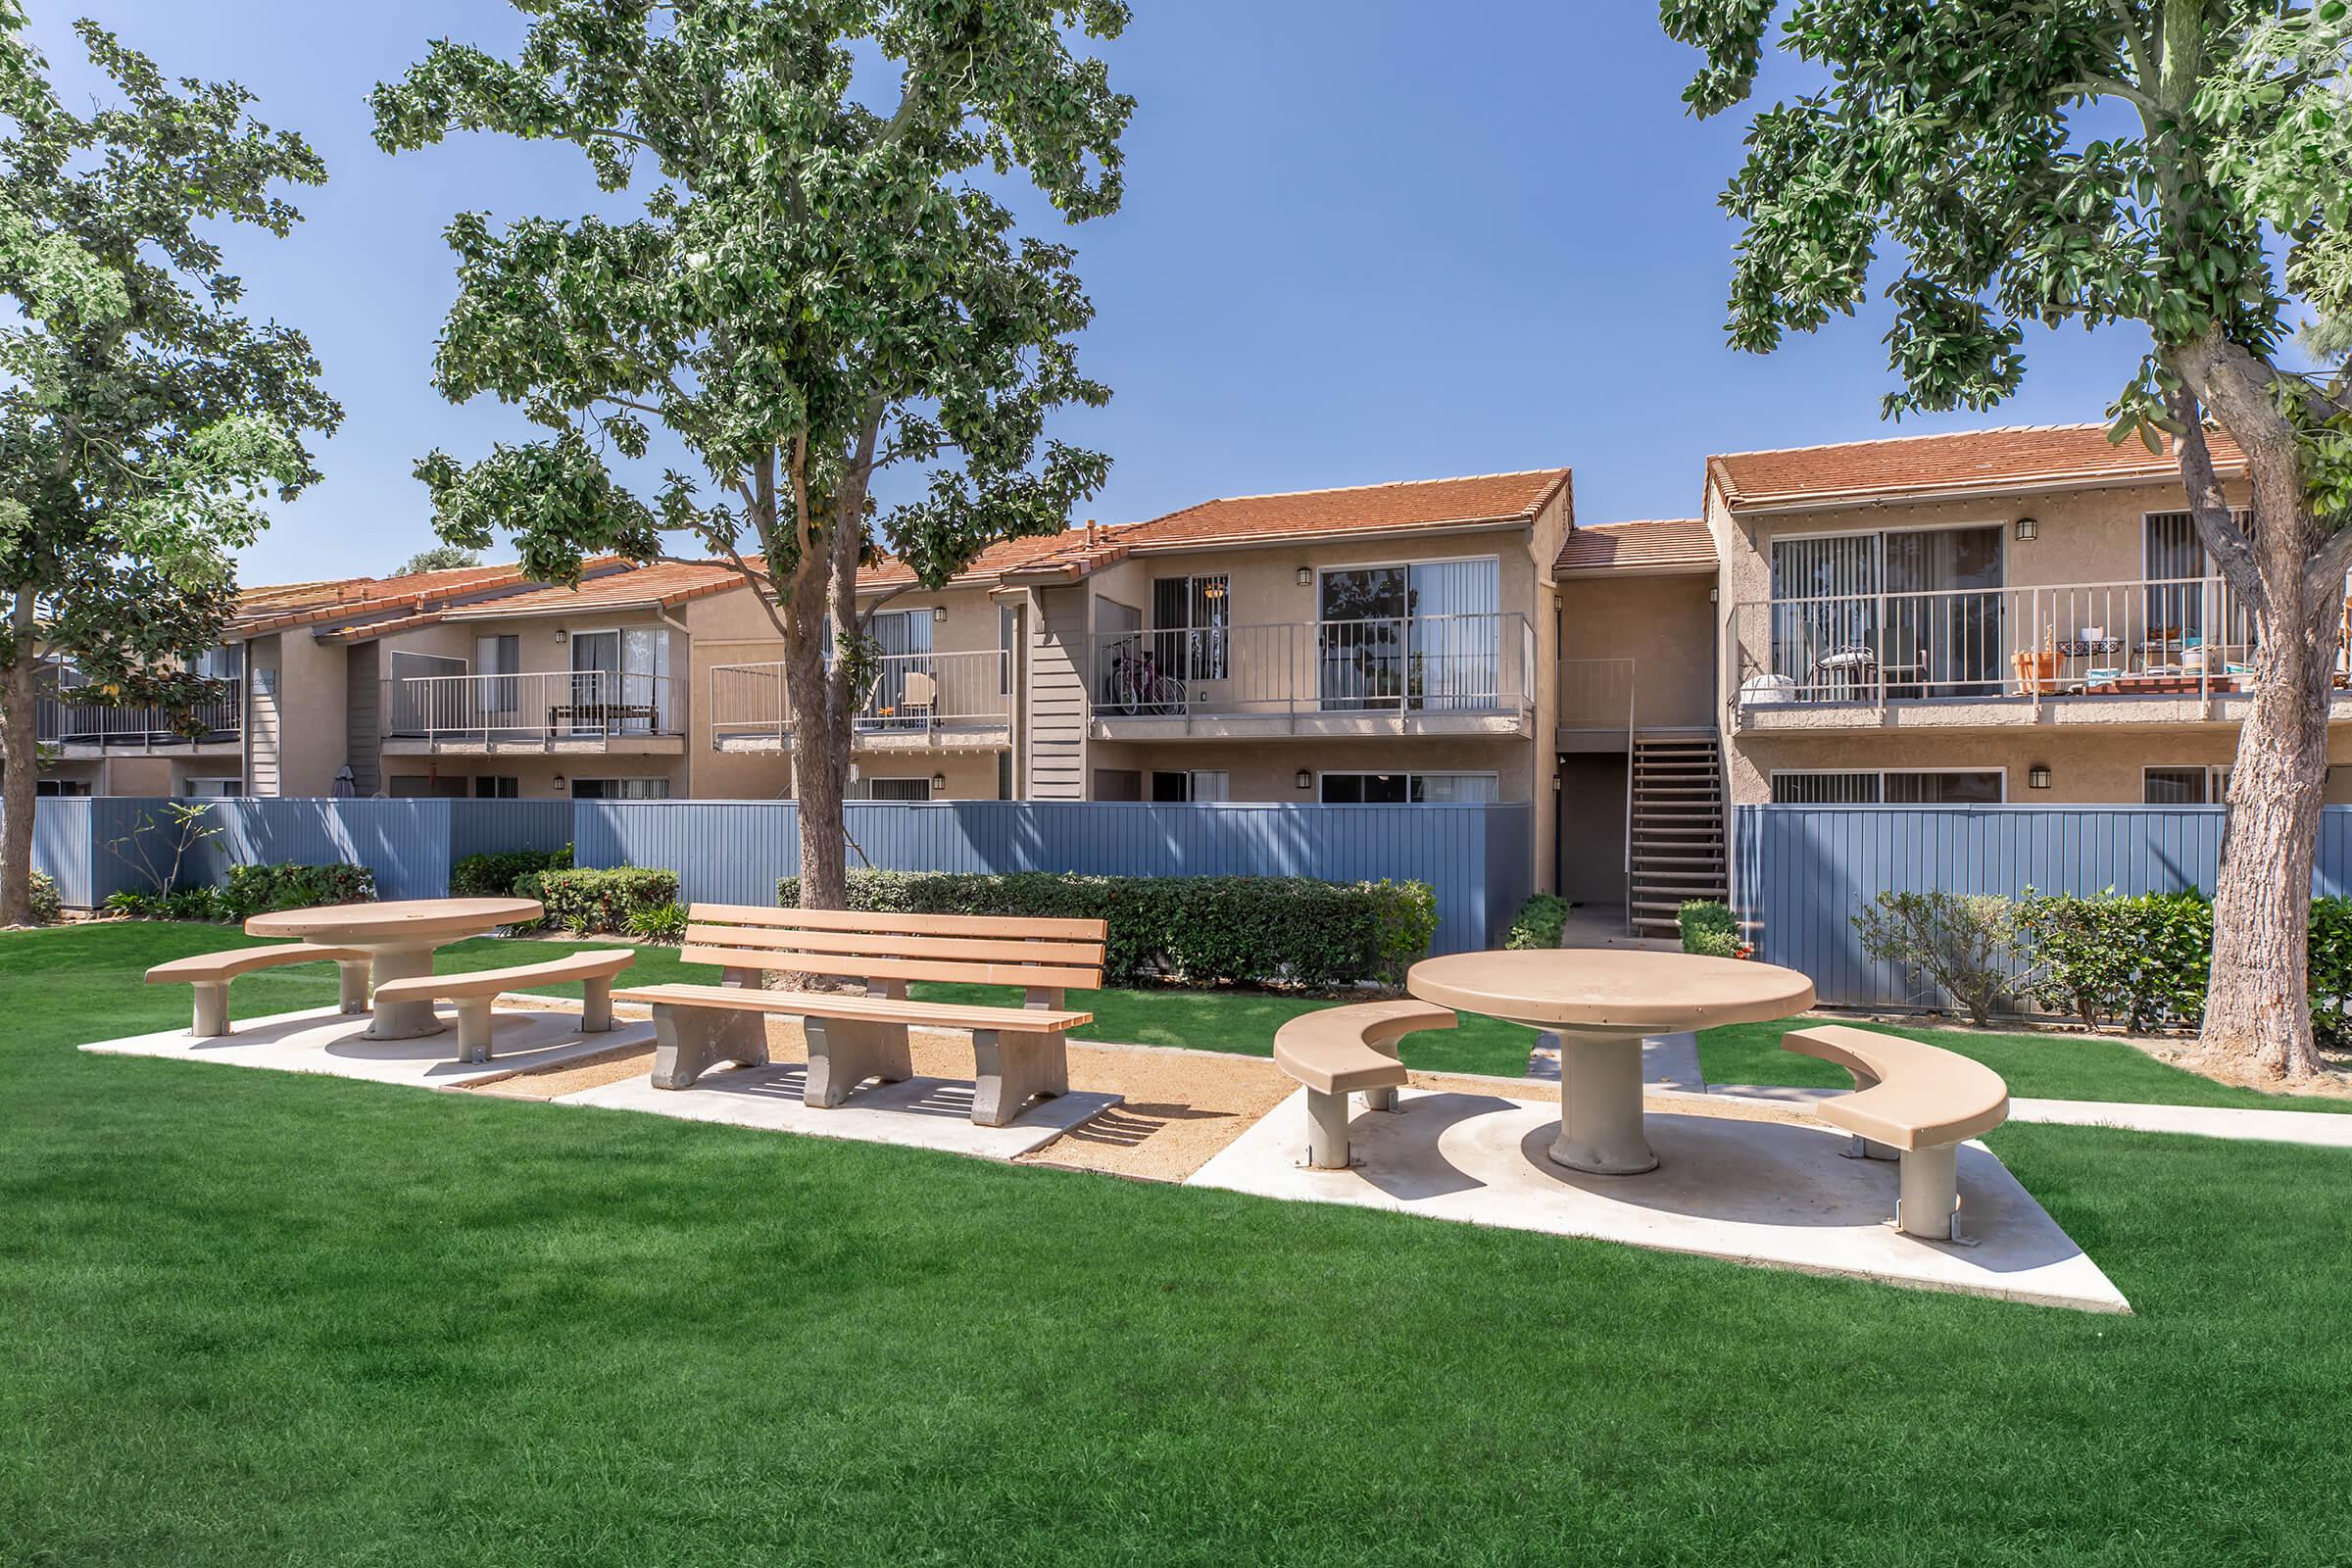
[1729,726,2352,807]
[1556,572,1716,729]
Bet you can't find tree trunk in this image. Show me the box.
[1,589,39,927]
[787,578,848,911]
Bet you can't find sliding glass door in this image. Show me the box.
[1770,527,2002,698]
[1317,558,1499,710]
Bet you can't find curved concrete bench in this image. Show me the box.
[371,949,636,1064]
[146,943,374,1037]
[1783,1024,2010,1242]
[1273,1000,1456,1169]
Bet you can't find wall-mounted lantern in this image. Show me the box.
[931,772,948,792]
[1295,566,1312,587]
[2028,763,2052,790]
[932,606,948,621]
[2016,515,2039,542]
[1295,770,1312,790]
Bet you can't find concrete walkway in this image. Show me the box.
[1713,1084,2352,1149]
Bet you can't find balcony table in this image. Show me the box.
[245,897,542,1040]
[1406,949,1815,1174]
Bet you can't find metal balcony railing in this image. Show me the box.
[707,650,1013,741]
[382,669,679,743]
[1731,573,2293,710]
[39,689,242,747]
[1089,612,1534,720]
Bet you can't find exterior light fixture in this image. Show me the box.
[931,771,947,792]
[554,627,568,644]
[1296,770,1312,790]
[2028,764,2052,790]
[2016,515,2039,542]
[551,772,566,789]
[932,606,948,621]
[1552,773,1563,793]
[1296,566,1312,587]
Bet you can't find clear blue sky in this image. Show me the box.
[29,1,2155,586]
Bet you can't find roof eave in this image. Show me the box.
[1721,466,2229,517]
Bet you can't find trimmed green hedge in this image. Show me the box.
[1503,894,1570,951]
[775,869,1438,989]
[1680,899,1739,957]
[451,844,572,899]
[538,866,679,934]
[103,861,374,923]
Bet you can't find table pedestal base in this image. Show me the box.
[363,945,446,1040]
[1547,1028,1657,1175]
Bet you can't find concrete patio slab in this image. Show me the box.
[1713,1085,2352,1148]
[554,1061,1121,1160]
[1189,1087,2130,1313]
[78,1005,653,1089]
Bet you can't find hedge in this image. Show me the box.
[776,869,1438,989]
[26,870,60,925]
[1503,894,1570,951]
[537,866,680,934]
[451,844,572,899]
[104,860,374,922]
[1680,900,1740,957]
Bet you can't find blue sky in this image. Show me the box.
[29,2,2156,585]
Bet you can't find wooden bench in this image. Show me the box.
[370,950,637,1064]
[146,944,374,1038]
[1783,1024,2010,1242]
[614,905,1105,1126]
[1273,1000,1457,1169]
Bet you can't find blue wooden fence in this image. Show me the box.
[1733,804,2352,1008]
[25,797,1533,956]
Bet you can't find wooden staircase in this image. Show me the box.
[1629,732,1727,938]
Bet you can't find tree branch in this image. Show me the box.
[2168,382,2266,605]
[2055,74,2161,114]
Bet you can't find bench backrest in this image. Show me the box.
[682,903,1107,993]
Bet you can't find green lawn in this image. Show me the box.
[1699,1016,2352,1113]
[7,921,2352,1561]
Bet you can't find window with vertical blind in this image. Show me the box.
[1768,527,2004,697]
[2143,765,2230,804]
[1151,575,1228,679]
[1318,770,1498,804]
[1771,769,2004,804]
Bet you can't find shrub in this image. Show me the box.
[451,844,571,899]
[1852,890,2027,1027]
[2016,888,2212,1033]
[777,870,1439,989]
[539,866,679,934]
[163,885,228,922]
[1680,900,1740,957]
[26,870,61,925]
[2311,897,2352,1050]
[220,861,376,920]
[627,901,690,943]
[1503,894,1571,951]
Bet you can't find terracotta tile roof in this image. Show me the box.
[231,564,537,636]
[1111,468,1574,553]
[1708,423,2242,512]
[440,559,748,620]
[858,531,1103,591]
[1553,518,1716,576]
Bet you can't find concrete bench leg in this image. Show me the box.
[803,1014,914,1108]
[1842,1133,1901,1162]
[1893,1143,1964,1242]
[336,960,371,1015]
[650,1004,768,1090]
[581,976,614,1033]
[190,982,229,1039]
[969,1029,1068,1127]
[1362,1037,1403,1112]
[452,998,497,1065]
[1305,1087,1353,1169]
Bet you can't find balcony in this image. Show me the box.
[1730,574,2352,733]
[381,669,684,754]
[1086,613,1535,741]
[39,690,242,752]
[708,650,1013,753]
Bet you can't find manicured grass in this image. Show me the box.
[1700,1015,2352,1112]
[9,920,2352,1561]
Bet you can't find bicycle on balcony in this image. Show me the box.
[1102,642,1187,716]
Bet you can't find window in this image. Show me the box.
[1771,769,2006,805]
[184,778,244,798]
[569,777,670,800]
[389,774,469,799]
[1317,559,1501,711]
[997,751,1013,800]
[861,777,931,802]
[1768,526,2005,699]
[35,779,91,797]
[473,775,519,800]
[193,645,243,682]
[476,634,519,714]
[999,605,1019,695]
[2144,765,2230,805]
[1151,574,1229,680]
[1318,770,1498,804]
[1150,769,1229,803]
[2145,511,2255,659]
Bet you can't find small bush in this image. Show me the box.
[626,901,690,943]
[164,885,228,922]
[2311,897,2352,1050]
[220,861,375,920]
[1853,891,2027,1027]
[777,870,1438,990]
[2016,887,2211,1033]
[539,866,679,934]
[1680,900,1740,957]
[451,844,571,899]
[1504,894,1571,951]
[26,870,61,925]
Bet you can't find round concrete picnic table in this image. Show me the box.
[1406,949,1815,1175]
[244,897,542,1040]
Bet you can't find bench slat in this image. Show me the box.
[615,982,1092,1034]
[691,903,1106,941]
[146,943,370,984]
[681,942,1102,993]
[370,950,636,1004]
[680,924,1103,967]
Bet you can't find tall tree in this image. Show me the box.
[372,0,1131,908]
[0,9,338,924]
[1663,0,2352,1079]
[393,543,482,575]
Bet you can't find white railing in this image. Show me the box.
[1732,574,2274,709]
[383,669,679,742]
[1089,612,1533,720]
[707,650,1013,740]
[40,689,242,746]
